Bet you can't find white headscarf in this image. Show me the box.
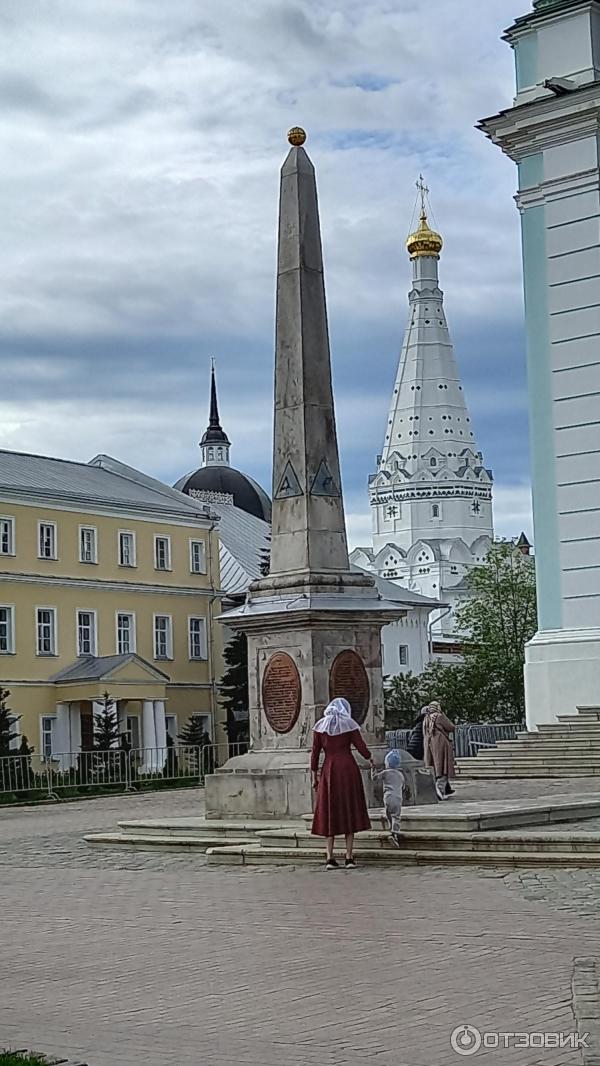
[314,697,362,735]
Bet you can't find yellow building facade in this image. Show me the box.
[0,450,225,762]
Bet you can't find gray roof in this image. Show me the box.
[0,448,213,521]
[208,498,271,598]
[50,653,170,683]
[351,565,444,609]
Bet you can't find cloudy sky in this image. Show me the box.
[0,0,532,547]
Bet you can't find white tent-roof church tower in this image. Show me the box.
[351,181,494,651]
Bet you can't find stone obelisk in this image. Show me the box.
[205,129,404,819]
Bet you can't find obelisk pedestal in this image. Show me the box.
[205,130,425,818]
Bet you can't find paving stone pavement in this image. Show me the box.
[1,785,599,1065]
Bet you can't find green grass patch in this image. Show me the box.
[0,1053,53,1065]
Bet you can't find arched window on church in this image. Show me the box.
[208,448,214,461]
[217,447,223,460]
[432,504,440,519]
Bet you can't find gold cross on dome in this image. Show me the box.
[416,174,429,215]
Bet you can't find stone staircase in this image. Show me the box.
[84,794,600,868]
[457,708,600,778]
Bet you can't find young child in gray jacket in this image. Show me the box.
[371,750,405,846]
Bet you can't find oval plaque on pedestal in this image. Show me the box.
[262,652,302,734]
[329,650,370,725]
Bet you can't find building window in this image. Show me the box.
[38,522,57,560]
[398,645,409,667]
[190,539,206,574]
[0,606,14,654]
[188,617,208,660]
[40,716,56,759]
[77,610,97,657]
[36,608,57,655]
[80,527,97,564]
[0,517,15,556]
[154,615,173,660]
[165,714,177,741]
[154,535,171,571]
[118,531,136,567]
[430,458,437,468]
[432,504,440,519]
[117,612,136,654]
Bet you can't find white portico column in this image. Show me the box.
[54,703,81,771]
[141,699,157,772]
[153,700,167,769]
[54,703,70,771]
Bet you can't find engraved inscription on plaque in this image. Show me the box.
[329,650,370,725]
[262,652,302,734]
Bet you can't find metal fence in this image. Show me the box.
[385,722,521,760]
[0,741,248,804]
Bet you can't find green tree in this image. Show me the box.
[384,544,535,727]
[0,688,19,757]
[93,691,120,750]
[219,632,249,744]
[384,661,490,728]
[456,541,537,722]
[178,714,214,776]
[384,672,427,729]
[0,689,34,791]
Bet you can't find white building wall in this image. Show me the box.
[483,0,600,726]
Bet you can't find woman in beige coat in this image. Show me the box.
[423,701,456,801]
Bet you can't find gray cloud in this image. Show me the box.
[0,0,531,538]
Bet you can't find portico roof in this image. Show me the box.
[51,654,170,685]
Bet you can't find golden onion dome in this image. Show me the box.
[406,208,443,259]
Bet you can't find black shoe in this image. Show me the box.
[326,859,339,870]
[445,785,456,796]
[345,858,357,868]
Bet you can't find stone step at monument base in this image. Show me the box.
[84,832,254,852]
[205,843,600,868]
[84,817,299,852]
[83,795,600,859]
[304,794,600,833]
[256,827,600,854]
[118,818,296,839]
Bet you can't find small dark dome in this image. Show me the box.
[174,465,272,522]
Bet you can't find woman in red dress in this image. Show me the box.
[311,697,375,869]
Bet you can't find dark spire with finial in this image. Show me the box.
[200,361,230,467]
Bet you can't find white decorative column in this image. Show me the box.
[153,700,167,770]
[70,704,82,762]
[141,699,157,772]
[54,703,70,771]
[54,703,81,771]
[481,0,600,727]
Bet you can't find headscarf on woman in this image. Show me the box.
[314,697,362,736]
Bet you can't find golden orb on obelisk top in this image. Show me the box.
[288,126,307,147]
